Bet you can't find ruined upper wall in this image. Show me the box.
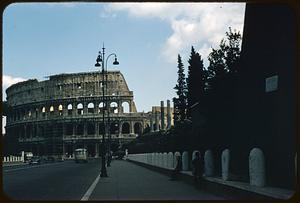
[6,71,133,106]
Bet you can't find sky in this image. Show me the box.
[2,2,246,133]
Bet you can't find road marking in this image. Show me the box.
[3,162,64,172]
[81,173,101,201]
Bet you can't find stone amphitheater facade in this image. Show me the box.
[5,71,152,157]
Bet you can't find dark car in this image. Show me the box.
[113,150,125,160]
[29,156,42,165]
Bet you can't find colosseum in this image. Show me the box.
[5,70,157,158]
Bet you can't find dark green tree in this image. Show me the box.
[186,46,206,119]
[205,27,242,152]
[173,54,187,125]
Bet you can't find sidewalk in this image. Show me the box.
[2,162,28,167]
[88,160,224,200]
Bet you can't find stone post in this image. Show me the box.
[221,149,230,181]
[167,152,174,169]
[163,152,168,168]
[204,150,214,177]
[167,100,171,129]
[249,148,266,187]
[160,101,165,130]
[182,151,189,171]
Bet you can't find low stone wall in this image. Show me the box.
[127,148,295,200]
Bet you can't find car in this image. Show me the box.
[29,156,42,165]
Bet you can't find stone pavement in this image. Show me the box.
[89,160,224,200]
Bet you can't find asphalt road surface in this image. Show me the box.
[2,159,223,200]
[3,159,101,200]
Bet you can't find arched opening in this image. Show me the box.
[66,123,73,135]
[88,103,95,114]
[28,110,32,118]
[110,102,118,114]
[98,102,104,114]
[134,122,142,135]
[110,122,119,134]
[58,104,63,116]
[42,107,46,117]
[99,122,105,135]
[76,123,84,135]
[122,122,130,134]
[67,104,72,116]
[122,101,130,113]
[50,106,54,115]
[87,123,95,135]
[77,103,83,115]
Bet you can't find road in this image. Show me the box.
[2,159,224,200]
[3,159,101,200]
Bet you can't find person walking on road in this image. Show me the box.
[170,152,182,181]
[192,151,203,183]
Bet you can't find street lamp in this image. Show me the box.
[95,43,119,176]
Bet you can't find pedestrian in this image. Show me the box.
[192,151,203,183]
[170,152,182,181]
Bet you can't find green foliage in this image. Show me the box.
[173,54,187,124]
[186,46,206,119]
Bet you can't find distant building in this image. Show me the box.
[4,71,151,157]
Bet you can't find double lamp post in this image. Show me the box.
[95,44,119,177]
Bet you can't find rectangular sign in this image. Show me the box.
[265,75,278,92]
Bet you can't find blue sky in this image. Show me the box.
[3,2,245,116]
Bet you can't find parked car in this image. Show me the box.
[29,156,42,165]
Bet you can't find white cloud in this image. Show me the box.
[107,2,245,65]
[3,75,26,88]
[3,75,26,100]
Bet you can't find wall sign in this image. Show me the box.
[265,75,278,92]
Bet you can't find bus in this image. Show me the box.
[74,148,87,163]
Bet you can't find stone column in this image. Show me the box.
[160,101,165,130]
[73,102,76,116]
[155,111,159,131]
[83,102,88,115]
[96,122,99,136]
[94,101,99,114]
[63,103,68,117]
[130,121,134,134]
[72,124,75,136]
[167,100,171,129]
[150,114,154,132]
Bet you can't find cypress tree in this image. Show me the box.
[173,54,187,124]
[186,46,206,119]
